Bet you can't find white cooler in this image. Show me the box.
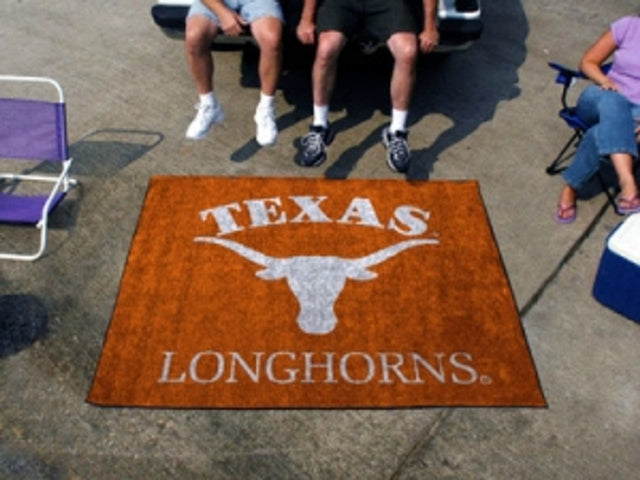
[592,213,640,323]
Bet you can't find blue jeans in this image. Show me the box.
[562,85,640,189]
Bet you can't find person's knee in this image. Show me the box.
[254,20,282,53]
[599,89,629,109]
[315,33,344,66]
[185,19,215,54]
[389,33,418,64]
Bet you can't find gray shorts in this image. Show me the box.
[187,0,284,25]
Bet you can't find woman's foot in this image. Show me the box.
[555,203,577,224]
[555,185,577,224]
[617,194,640,215]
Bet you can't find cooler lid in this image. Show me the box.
[608,213,640,267]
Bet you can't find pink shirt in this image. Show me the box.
[609,16,640,105]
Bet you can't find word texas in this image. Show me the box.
[196,196,439,335]
[199,195,434,237]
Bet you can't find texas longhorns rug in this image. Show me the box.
[88,176,546,408]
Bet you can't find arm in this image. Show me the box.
[419,0,439,53]
[579,29,618,90]
[202,0,248,36]
[297,0,317,45]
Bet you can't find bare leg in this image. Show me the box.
[184,15,224,140]
[610,152,638,200]
[296,31,345,165]
[251,17,283,96]
[387,32,418,111]
[558,184,577,208]
[185,15,218,94]
[312,31,347,107]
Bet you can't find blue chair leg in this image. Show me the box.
[595,171,623,216]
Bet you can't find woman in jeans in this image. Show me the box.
[555,15,640,223]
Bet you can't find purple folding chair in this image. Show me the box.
[0,75,76,261]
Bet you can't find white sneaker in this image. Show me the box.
[254,105,278,146]
[186,101,224,140]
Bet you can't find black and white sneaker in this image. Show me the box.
[382,127,411,173]
[296,124,335,167]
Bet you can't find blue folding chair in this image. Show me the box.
[0,75,77,261]
[546,62,621,214]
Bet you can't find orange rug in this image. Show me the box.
[88,176,546,408]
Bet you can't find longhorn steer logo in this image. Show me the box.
[194,236,438,335]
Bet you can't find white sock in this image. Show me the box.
[258,91,275,111]
[390,109,408,133]
[313,105,329,128]
[200,92,216,107]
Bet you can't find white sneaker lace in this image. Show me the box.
[385,130,409,160]
[301,131,324,155]
[388,135,409,158]
[256,107,275,128]
[194,103,214,126]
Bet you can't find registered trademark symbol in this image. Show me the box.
[480,375,492,385]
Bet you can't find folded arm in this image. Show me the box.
[580,29,618,90]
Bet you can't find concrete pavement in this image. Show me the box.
[1,0,639,478]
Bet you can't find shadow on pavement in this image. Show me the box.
[68,129,164,178]
[0,294,49,357]
[1,129,165,253]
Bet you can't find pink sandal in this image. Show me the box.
[616,195,640,215]
[554,203,577,224]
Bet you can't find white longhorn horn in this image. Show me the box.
[194,236,279,268]
[354,239,438,269]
